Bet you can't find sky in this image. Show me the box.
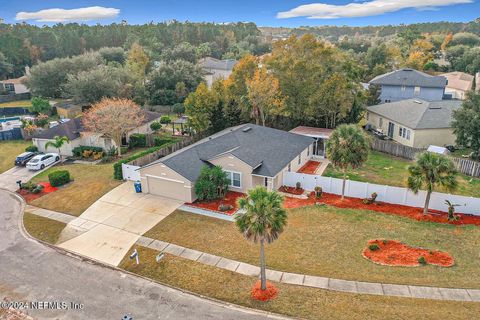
[0,0,478,27]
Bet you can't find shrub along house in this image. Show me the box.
[32,111,162,156]
[138,124,314,202]
[366,99,462,148]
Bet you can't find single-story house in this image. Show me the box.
[0,76,29,94]
[289,126,333,158]
[32,111,162,156]
[55,101,89,119]
[366,99,462,148]
[441,72,474,100]
[198,57,238,87]
[138,124,314,202]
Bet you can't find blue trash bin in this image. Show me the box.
[134,181,142,193]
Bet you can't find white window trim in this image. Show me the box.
[224,170,242,189]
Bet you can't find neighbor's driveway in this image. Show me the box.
[0,165,43,191]
[58,182,182,266]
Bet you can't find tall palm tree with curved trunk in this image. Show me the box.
[326,124,370,199]
[45,135,70,159]
[235,186,287,291]
[408,152,458,214]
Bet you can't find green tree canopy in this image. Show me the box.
[452,91,480,159]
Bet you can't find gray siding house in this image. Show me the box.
[369,68,447,103]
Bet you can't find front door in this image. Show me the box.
[387,122,395,138]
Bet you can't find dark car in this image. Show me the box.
[14,152,37,166]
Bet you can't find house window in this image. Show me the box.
[264,177,268,187]
[298,155,301,165]
[399,127,403,137]
[406,129,411,140]
[225,171,241,188]
[287,163,291,172]
[4,83,14,93]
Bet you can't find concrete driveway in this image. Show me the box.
[0,165,40,191]
[58,182,182,266]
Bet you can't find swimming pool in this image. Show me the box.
[0,116,21,123]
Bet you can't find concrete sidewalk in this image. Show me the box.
[55,182,182,266]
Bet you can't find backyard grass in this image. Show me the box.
[23,212,66,244]
[0,99,32,108]
[30,163,122,216]
[323,150,480,198]
[0,140,32,173]
[119,246,480,320]
[145,207,480,288]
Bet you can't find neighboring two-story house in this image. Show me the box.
[369,68,447,103]
[198,57,238,87]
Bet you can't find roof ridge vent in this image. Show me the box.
[242,127,252,132]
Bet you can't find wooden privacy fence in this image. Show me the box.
[370,138,480,177]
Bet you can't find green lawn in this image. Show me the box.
[119,246,480,320]
[23,212,66,244]
[30,163,122,216]
[0,99,32,108]
[323,150,480,198]
[145,207,480,288]
[0,140,32,173]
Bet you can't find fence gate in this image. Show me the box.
[122,163,141,181]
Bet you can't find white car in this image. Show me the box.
[26,153,60,171]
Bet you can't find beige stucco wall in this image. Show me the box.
[367,112,415,147]
[139,163,194,202]
[274,145,312,190]
[33,138,81,156]
[209,153,254,193]
[413,128,456,148]
[79,132,114,151]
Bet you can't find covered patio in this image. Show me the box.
[289,126,333,158]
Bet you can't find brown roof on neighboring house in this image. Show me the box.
[289,126,333,139]
[0,76,27,85]
[441,72,474,92]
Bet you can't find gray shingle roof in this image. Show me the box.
[369,68,447,88]
[199,57,238,71]
[367,99,462,130]
[142,124,314,181]
[32,118,84,140]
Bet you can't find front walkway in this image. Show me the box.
[27,206,480,302]
[53,182,182,266]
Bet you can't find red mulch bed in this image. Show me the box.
[186,191,244,215]
[363,239,454,267]
[297,160,321,174]
[16,182,58,202]
[278,186,304,195]
[251,280,279,301]
[283,192,480,227]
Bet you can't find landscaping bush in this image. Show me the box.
[153,137,175,147]
[159,115,172,124]
[314,186,323,198]
[418,256,427,265]
[218,204,234,212]
[72,146,104,158]
[31,184,44,194]
[129,133,147,148]
[295,182,302,190]
[83,149,93,158]
[21,181,37,192]
[363,192,378,205]
[93,151,104,160]
[48,170,71,187]
[194,165,229,201]
[150,121,162,132]
[120,146,129,154]
[369,244,380,251]
[25,145,38,153]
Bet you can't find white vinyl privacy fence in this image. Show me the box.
[283,172,480,216]
[122,163,140,181]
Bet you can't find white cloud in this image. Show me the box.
[16,6,120,22]
[277,0,472,19]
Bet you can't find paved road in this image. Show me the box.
[0,190,272,320]
[0,164,52,191]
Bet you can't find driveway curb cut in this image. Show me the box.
[4,188,291,320]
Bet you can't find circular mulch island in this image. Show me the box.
[251,280,279,301]
[362,239,454,267]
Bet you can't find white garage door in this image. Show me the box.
[146,176,192,202]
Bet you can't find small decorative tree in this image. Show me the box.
[150,121,161,133]
[326,124,370,199]
[35,113,49,128]
[236,186,287,299]
[194,166,229,201]
[29,97,51,114]
[82,98,145,156]
[160,115,172,125]
[408,152,458,214]
[45,135,70,158]
[445,200,460,221]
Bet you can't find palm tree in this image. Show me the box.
[235,186,287,291]
[326,124,370,199]
[45,135,70,159]
[408,152,458,214]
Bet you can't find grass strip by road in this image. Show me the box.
[144,207,480,289]
[30,163,122,216]
[323,150,480,198]
[23,212,66,244]
[119,245,480,320]
[0,140,32,174]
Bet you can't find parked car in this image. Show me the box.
[14,152,38,166]
[26,153,60,171]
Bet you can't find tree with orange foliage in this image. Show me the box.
[441,33,453,51]
[245,67,285,126]
[82,98,145,156]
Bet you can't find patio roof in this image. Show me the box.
[289,126,333,139]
